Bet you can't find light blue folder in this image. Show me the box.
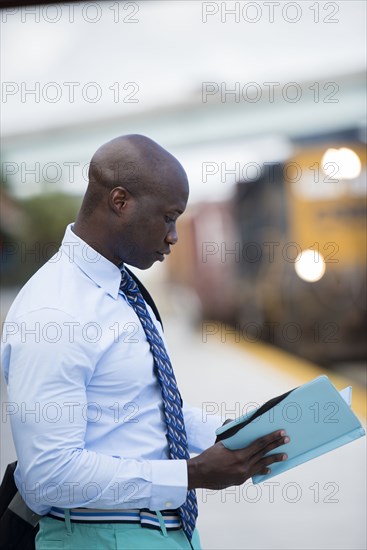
[215,375,365,484]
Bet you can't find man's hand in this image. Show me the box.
[187,430,290,490]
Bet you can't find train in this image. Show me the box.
[167,130,366,365]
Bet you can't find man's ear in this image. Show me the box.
[109,186,130,215]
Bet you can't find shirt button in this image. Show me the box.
[165,501,173,508]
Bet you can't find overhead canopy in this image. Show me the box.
[1,1,366,136]
[1,1,365,200]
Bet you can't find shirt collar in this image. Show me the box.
[60,223,122,300]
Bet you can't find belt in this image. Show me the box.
[48,507,182,531]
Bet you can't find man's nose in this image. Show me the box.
[166,227,178,245]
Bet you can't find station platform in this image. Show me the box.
[163,311,366,550]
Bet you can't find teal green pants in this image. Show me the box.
[35,515,202,550]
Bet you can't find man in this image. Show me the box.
[1,135,289,549]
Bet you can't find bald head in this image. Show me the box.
[81,134,187,216]
[74,134,189,268]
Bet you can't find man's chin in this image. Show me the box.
[142,252,166,269]
[124,257,157,270]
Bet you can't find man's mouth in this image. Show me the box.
[156,250,170,260]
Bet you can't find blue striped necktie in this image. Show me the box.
[119,268,198,541]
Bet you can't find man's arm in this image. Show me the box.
[2,308,188,514]
[3,307,289,513]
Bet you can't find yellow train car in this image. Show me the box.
[277,143,366,361]
[167,134,366,365]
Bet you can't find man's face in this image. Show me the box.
[116,170,189,269]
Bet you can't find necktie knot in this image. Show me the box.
[120,268,137,293]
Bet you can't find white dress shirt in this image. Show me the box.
[1,224,220,515]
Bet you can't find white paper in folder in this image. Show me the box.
[339,386,352,407]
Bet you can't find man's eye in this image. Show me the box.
[165,216,175,223]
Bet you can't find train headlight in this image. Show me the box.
[321,147,362,180]
[295,249,326,282]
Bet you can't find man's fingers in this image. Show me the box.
[249,430,289,455]
[251,448,289,476]
[257,452,288,470]
[251,433,290,460]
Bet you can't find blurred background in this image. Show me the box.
[1,1,366,549]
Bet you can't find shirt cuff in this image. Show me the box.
[149,459,188,511]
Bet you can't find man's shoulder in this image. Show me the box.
[5,251,90,322]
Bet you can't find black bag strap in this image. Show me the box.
[0,461,17,517]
